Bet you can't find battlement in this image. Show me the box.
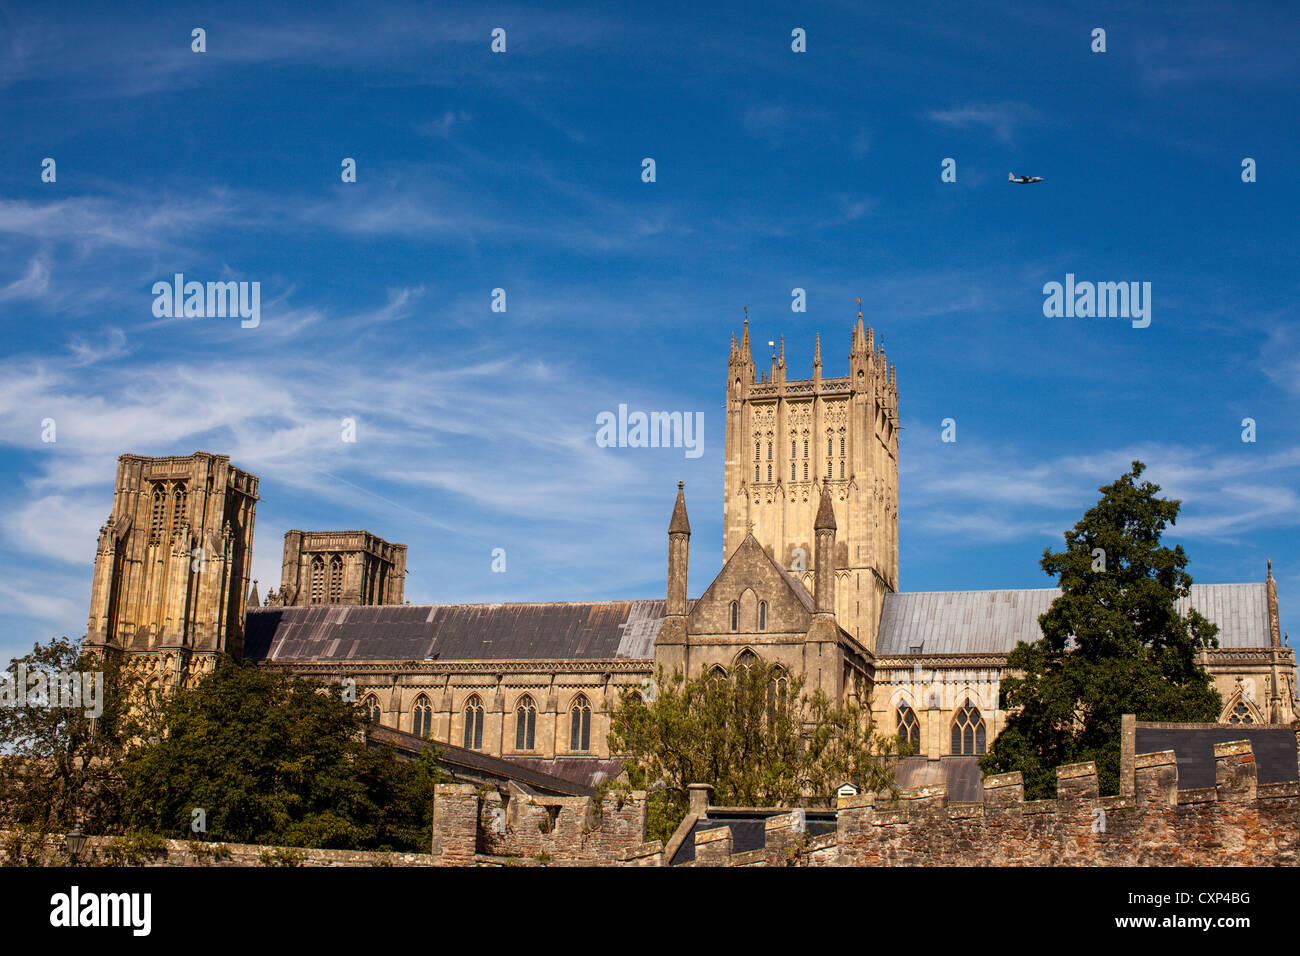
[429,719,1300,866]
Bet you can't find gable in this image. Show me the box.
[688,534,813,635]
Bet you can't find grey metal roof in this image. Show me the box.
[1134,725,1299,788]
[877,583,1270,656]
[244,600,675,662]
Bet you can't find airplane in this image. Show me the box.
[1009,172,1044,184]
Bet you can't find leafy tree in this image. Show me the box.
[982,461,1222,798]
[608,661,902,843]
[0,637,137,834]
[118,660,445,851]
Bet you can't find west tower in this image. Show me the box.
[722,311,899,651]
[84,452,258,687]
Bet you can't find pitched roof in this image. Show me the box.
[877,582,1271,656]
[244,600,675,663]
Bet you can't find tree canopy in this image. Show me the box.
[981,461,1222,797]
[608,660,902,843]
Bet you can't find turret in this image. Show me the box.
[667,482,690,617]
[814,484,836,615]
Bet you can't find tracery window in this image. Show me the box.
[515,695,537,751]
[897,704,921,753]
[952,702,986,755]
[172,485,186,527]
[412,694,432,738]
[362,694,381,725]
[150,487,167,541]
[1226,700,1256,724]
[310,556,326,604]
[328,555,343,603]
[463,695,484,750]
[570,694,592,752]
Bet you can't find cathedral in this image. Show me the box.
[81,314,1298,792]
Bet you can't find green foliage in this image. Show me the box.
[982,461,1223,798]
[0,637,139,834]
[118,660,447,851]
[103,829,168,865]
[608,661,901,843]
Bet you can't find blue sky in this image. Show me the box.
[0,0,1297,667]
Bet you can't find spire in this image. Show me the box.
[669,481,691,535]
[740,309,753,366]
[813,331,822,368]
[1267,559,1281,647]
[779,334,785,368]
[248,579,260,608]
[815,484,836,531]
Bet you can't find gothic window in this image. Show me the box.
[828,436,833,457]
[150,487,166,541]
[767,464,772,482]
[1226,700,1256,724]
[362,694,381,725]
[515,695,537,751]
[755,441,760,460]
[570,694,592,752]
[730,601,738,631]
[803,439,808,458]
[708,666,727,688]
[791,440,796,458]
[759,600,767,631]
[803,462,808,480]
[840,436,845,457]
[952,702,986,755]
[897,705,921,753]
[463,695,484,750]
[736,649,758,681]
[328,555,343,603]
[792,463,796,481]
[172,485,186,528]
[755,465,760,482]
[767,667,788,722]
[826,460,832,478]
[310,556,326,604]
[412,694,432,738]
[840,461,845,479]
[767,442,772,461]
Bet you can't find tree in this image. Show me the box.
[608,661,902,843]
[118,660,445,851]
[982,461,1222,798]
[0,637,138,834]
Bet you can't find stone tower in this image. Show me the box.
[276,530,406,606]
[722,311,899,651]
[84,452,259,687]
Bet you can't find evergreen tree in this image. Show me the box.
[982,461,1222,797]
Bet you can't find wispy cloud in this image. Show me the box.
[925,100,1043,142]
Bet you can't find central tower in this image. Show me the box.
[722,310,899,651]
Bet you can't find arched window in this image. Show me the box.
[328,555,343,603]
[736,649,758,680]
[172,485,186,527]
[952,702,986,755]
[707,666,728,688]
[828,436,833,457]
[791,439,796,457]
[463,695,484,750]
[767,441,772,461]
[310,556,325,604]
[730,601,738,631]
[570,694,592,752]
[840,460,845,479]
[515,695,537,751]
[840,436,845,457]
[803,462,808,480]
[767,667,788,721]
[803,439,808,458]
[897,705,921,753]
[150,487,166,541]
[412,694,432,738]
[362,694,380,725]
[791,463,796,481]
[759,600,767,631]
[755,441,760,460]
[767,464,772,482]
[755,464,760,482]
